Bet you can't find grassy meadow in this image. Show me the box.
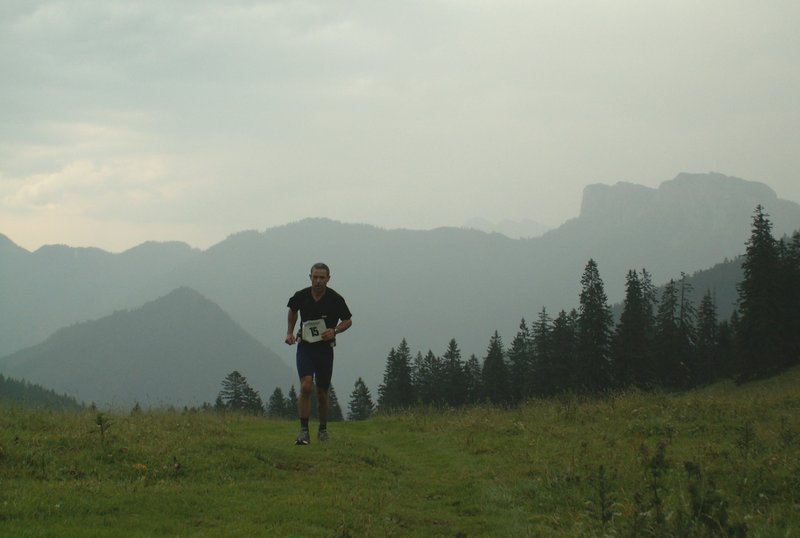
[1,369,799,537]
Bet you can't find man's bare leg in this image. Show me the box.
[317,386,329,441]
[295,375,314,445]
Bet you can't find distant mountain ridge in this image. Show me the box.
[0,287,294,406]
[0,238,200,361]
[547,172,798,283]
[463,217,551,238]
[2,172,799,393]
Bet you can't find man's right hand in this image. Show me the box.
[285,333,296,345]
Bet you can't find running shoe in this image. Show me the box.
[295,429,310,445]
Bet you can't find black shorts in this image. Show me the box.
[296,342,334,389]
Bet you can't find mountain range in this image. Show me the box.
[0,287,293,407]
[462,217,551,238]
[2,172,799,399]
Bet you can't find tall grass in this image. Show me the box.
[1,368,798,536]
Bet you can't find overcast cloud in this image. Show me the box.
[1,0,798,252]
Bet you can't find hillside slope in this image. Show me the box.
[1,367,798,535]
[0,373,83,410]
[0,287,294,407]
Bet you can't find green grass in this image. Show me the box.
[1,369,799,537]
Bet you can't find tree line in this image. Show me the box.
[210,206,798,421]
[374,206,800,413]
[0,373,83,410]
[211,370,347,421]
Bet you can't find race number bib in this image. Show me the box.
[301,319,327,343]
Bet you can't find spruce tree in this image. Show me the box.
[612,270,656,389]
[640,269,657,317]
[463,354,483,405]
[377,347,396,409]
[413,350,443,405]
[655,280,678,387]
[529,307,552,396]
[441,339,467,407]
[779,231,800,367]
[218,371,263,414]
[544,309,578,395]
[737,205,783,379]
[378,339,415,411]
[722,310,741,379]
[285,385,298,419]
[219,370,247,409]
[481,331,508,405]
[654,280,693,389]
[716,318,736,379]
[695,289,719,384]
[507,319,533,404]
[347,377,375,420]
[242,384,264,415]
[267,387,287,418]
[677,273,698,386]
[576,259,613,392]
[328,386,344,422]
[411,351,425,403]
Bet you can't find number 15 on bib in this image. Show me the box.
[301,319,327,343]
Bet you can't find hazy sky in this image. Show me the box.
[2,1,798,252]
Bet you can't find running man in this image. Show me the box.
[285,262,352,444]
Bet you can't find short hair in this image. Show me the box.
[310,262,330,276]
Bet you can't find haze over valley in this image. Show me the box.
[2,172,799,405]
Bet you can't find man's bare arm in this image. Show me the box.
[285,309,298,345]
[322,318,353,341]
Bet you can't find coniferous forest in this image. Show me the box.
[377,206,800,411]
[0,374,83,410]
[4,205,795,417]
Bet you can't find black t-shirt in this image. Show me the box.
[287,287,352,344]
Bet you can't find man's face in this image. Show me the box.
[310,268,330,293]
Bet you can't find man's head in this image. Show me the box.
[309,262,330,294]
[310,262,330,277]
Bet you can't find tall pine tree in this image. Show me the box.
[481,331,508,405]
[267,387,287,418]
[612,269,656,389]
[677,273,698,386]
[441,339,467,407]
[378,339,415,411]
[347,377,375,420]
[285,385,298,419]
[463,354,483,405]
[543,309,577,395]
[655,280,684,388]
[413,350,443,405]
[737,205,783,380]
[507,319,533,403]
[576,259,613,392]
[328,386,344,422]
[716,316,736,379]
[218,371,263,414]
[779,231,800,367]
[654,277,697,390]
[529,307,552,396]
[695,289,720,385]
